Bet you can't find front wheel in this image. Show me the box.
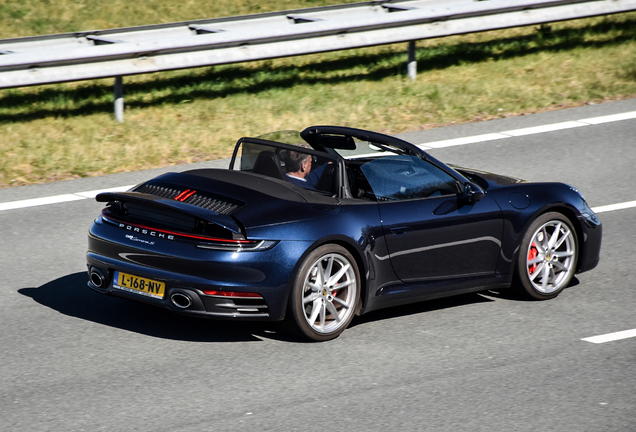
[288,244,360,341]
[515,212,578,300]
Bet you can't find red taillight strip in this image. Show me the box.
[102,212,251,244]
[203,290,263,298]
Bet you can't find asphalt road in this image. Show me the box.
[1,99,635,432]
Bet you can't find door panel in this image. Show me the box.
[358,154,503,282]
[378,195,503,282]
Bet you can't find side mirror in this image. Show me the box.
[463,182,485,204]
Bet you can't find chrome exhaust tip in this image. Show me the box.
[170,292,192,309]
[90,269,105,288]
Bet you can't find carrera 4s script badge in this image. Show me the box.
[125,234,155,246]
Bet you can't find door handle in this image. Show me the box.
[390,226,411,235]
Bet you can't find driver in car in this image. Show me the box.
[284,149,327,190]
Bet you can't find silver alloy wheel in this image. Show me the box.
[525,219,576,294]
[301,252,357,334]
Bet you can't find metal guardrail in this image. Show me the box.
[1,0,635,121]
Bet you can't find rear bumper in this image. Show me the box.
[87,253,289,321]
[86,217,317,320]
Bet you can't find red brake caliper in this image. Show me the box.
[528,242,538,274]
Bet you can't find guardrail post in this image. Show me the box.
[407,41,417,81]
[114,76,124,123]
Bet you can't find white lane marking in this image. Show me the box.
[415,110,636,148]
[1,109,635,212]
[0,185,134,212]
[421,133,510,149]
[74,185,133,199]
[500,120,586,136]
[591,201,636,214]
[582,328,636,344]
[0,194,85,211]
[579,111,636,124]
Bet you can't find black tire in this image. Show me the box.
[514,212,578,300]
[288,244,360,342]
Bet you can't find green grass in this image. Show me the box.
[0,5,635,187]
[0,0,359,38]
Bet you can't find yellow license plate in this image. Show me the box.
[114,271,165,299]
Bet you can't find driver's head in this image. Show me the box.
[284,150,312,178]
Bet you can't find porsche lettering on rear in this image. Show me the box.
[119,223,175,240]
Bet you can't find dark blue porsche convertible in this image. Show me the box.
[87,126,602,341]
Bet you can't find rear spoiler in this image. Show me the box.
[96,192,243,236]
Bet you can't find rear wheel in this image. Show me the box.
[289,244,359,341]
[515,212,578,300]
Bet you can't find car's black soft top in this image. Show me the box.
[183,168,339,204]
[166,169,341,229]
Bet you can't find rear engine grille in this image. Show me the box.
[187,195,239,214]
[135,184,241,215]
[135,184,180,199]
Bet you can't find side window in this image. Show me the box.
[360,155,457,201]
[232,142,270,172]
